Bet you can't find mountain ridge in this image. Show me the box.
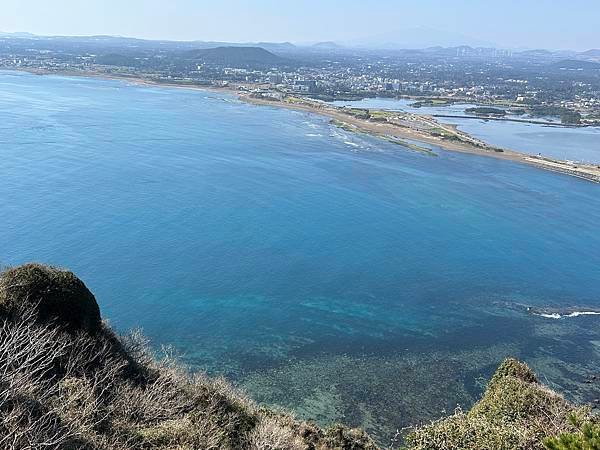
[185,46,287,66]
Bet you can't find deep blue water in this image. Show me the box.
[332,97,600,163]
[2,71,600,442]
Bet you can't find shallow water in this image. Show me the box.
[2,71,600,443]
[332,97,600,164]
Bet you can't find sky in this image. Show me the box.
[1,0,598,51]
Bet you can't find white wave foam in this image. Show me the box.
[533,310,600,319]
[566,311,600,318]
[539,313,561,319]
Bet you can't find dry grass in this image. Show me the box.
[0,306,257,449]
[0,307,380,449]
[248,418,305,450]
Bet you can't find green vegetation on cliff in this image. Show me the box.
[0,264,597,449]
[406,358,597,450]
[545,421,600,450]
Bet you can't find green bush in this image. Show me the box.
[488,358,538,384]
[545,421,600,450]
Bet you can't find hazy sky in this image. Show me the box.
[1,0,598,51]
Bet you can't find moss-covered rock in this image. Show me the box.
[0,263,101,333]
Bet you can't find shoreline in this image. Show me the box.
[241,95,600,184]
[5,67,600,184]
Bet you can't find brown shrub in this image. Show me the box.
[248,418,305,450]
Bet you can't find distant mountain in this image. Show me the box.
[95,53,141,67]
[579,49,600,62]
[185,46,286,66]
[551,59,600,70]
[517,49,554,57]
[0,31,36,38]
[420,46,514,57]
[507,49,581,61]
[0,32,295,54]
[312,41,342,49]
[6,31,596,61]
[352,27,496,50]
[255,42,297,53]
[181,41,297,54]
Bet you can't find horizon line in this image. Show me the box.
[1,30,598,54]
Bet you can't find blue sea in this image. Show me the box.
[2,71,600,443]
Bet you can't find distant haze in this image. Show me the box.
[1,0,599,51]
[349,27,497,50]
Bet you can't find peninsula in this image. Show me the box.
[239,90,600,183]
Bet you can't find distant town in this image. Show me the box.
[2,33,600,126]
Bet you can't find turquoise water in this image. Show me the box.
[332,97,600,163]
[2,71,600,443]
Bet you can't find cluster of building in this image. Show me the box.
[2,40,599,119]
